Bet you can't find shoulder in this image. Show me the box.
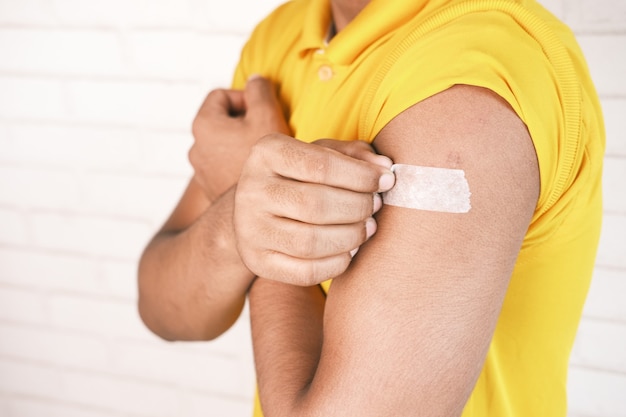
[232,0,308,89]
[364,3,600,221]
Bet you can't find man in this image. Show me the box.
[138,0,604,415]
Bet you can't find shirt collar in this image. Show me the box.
[298,0,437,65]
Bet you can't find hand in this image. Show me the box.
[188,76,290,201]
[234,134,395,286]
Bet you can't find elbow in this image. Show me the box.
[136,270,227,343]
[136,241,238,342]
[137,298,176,342]
[136,249,179,342]
[137,295,224,342]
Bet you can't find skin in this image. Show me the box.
[137,77,389,340]
[137,78,289,340]
[140,0,540,414]
[247,84,539,416]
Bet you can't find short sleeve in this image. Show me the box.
[360,8,583,230]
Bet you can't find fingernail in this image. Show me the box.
[374,155,393,169]
[365,217,377,240]
[350,247,360,258]
[373,193,382,214]
[378,171,395,192]
[247,73,263,81]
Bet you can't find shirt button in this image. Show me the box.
[318,65,333,81]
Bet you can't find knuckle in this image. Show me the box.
[206,88,225,102]
[297,227,319,258]
[191,116,206,139]
[299,262,321,287]
[265,181,301,207]
[304,151,332,184]
[235,242,256,271]
[312,138,336,150]
[309,257,348,285]
[256,133,275,149]
[300,191,324,223]
[358,220,369,244]
[187,145,198,168]
[252,133,280,160]
[362,193,376,218]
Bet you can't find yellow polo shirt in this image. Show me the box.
[232,0,605,416]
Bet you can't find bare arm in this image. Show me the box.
[137,78,290,341]
[249,85,540,416]
[138,180,253,341]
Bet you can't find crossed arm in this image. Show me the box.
[137,78,539,414]
[248,85,539,416]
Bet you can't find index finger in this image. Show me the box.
[255,134,395,193]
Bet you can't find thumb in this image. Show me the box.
[244,75,283,118]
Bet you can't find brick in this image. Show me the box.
[0,29,124,76]
[602,157,626,213]
[0,323,109,372]
[584,267,626,321]
[0,77,68,121]
[111,339,250,396]
[602,98,626,157]
[191,0,285,34]
[98,260,140,300]
[568,367,626,417]
[0,124,10,148]
[0,248,99,293]
[0,249,139,303]
[61,371,182,416]
[185,391,253,417]
[595,214,626,268]
[127,31,203,80]
[66,80,202,130]
[0,286,45,325]
[0,124,189,177]
[139,130,193,177]
[4,398,117,417]
[52,0,196,29]
[577,35,626,96]
[80,172,187,225]
[194,33,248,88]
[0,359,182,416]
[0,395,7,417]
[565,0,626,32]
[30,213,153,259]
[0,0,55,25]
[47,294,153,341]
[3,124,143,171]
[570,318,626,373]
[0,359,62,400]
[539,0,564,19]
[0,166,81,211]
[0,208,29,246]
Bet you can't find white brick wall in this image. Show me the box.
[0,1,623,416]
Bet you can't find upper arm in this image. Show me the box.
[306,85,539,415]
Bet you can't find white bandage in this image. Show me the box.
[382,164,471,213]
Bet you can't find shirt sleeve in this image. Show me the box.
[360,9,584,230]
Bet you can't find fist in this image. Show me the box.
[234,134,395,286]
[189,76,290,201]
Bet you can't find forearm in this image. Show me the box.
[138,187,255,341]
[249,278,325,417]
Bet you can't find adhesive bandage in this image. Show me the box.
[382,164,471,213]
